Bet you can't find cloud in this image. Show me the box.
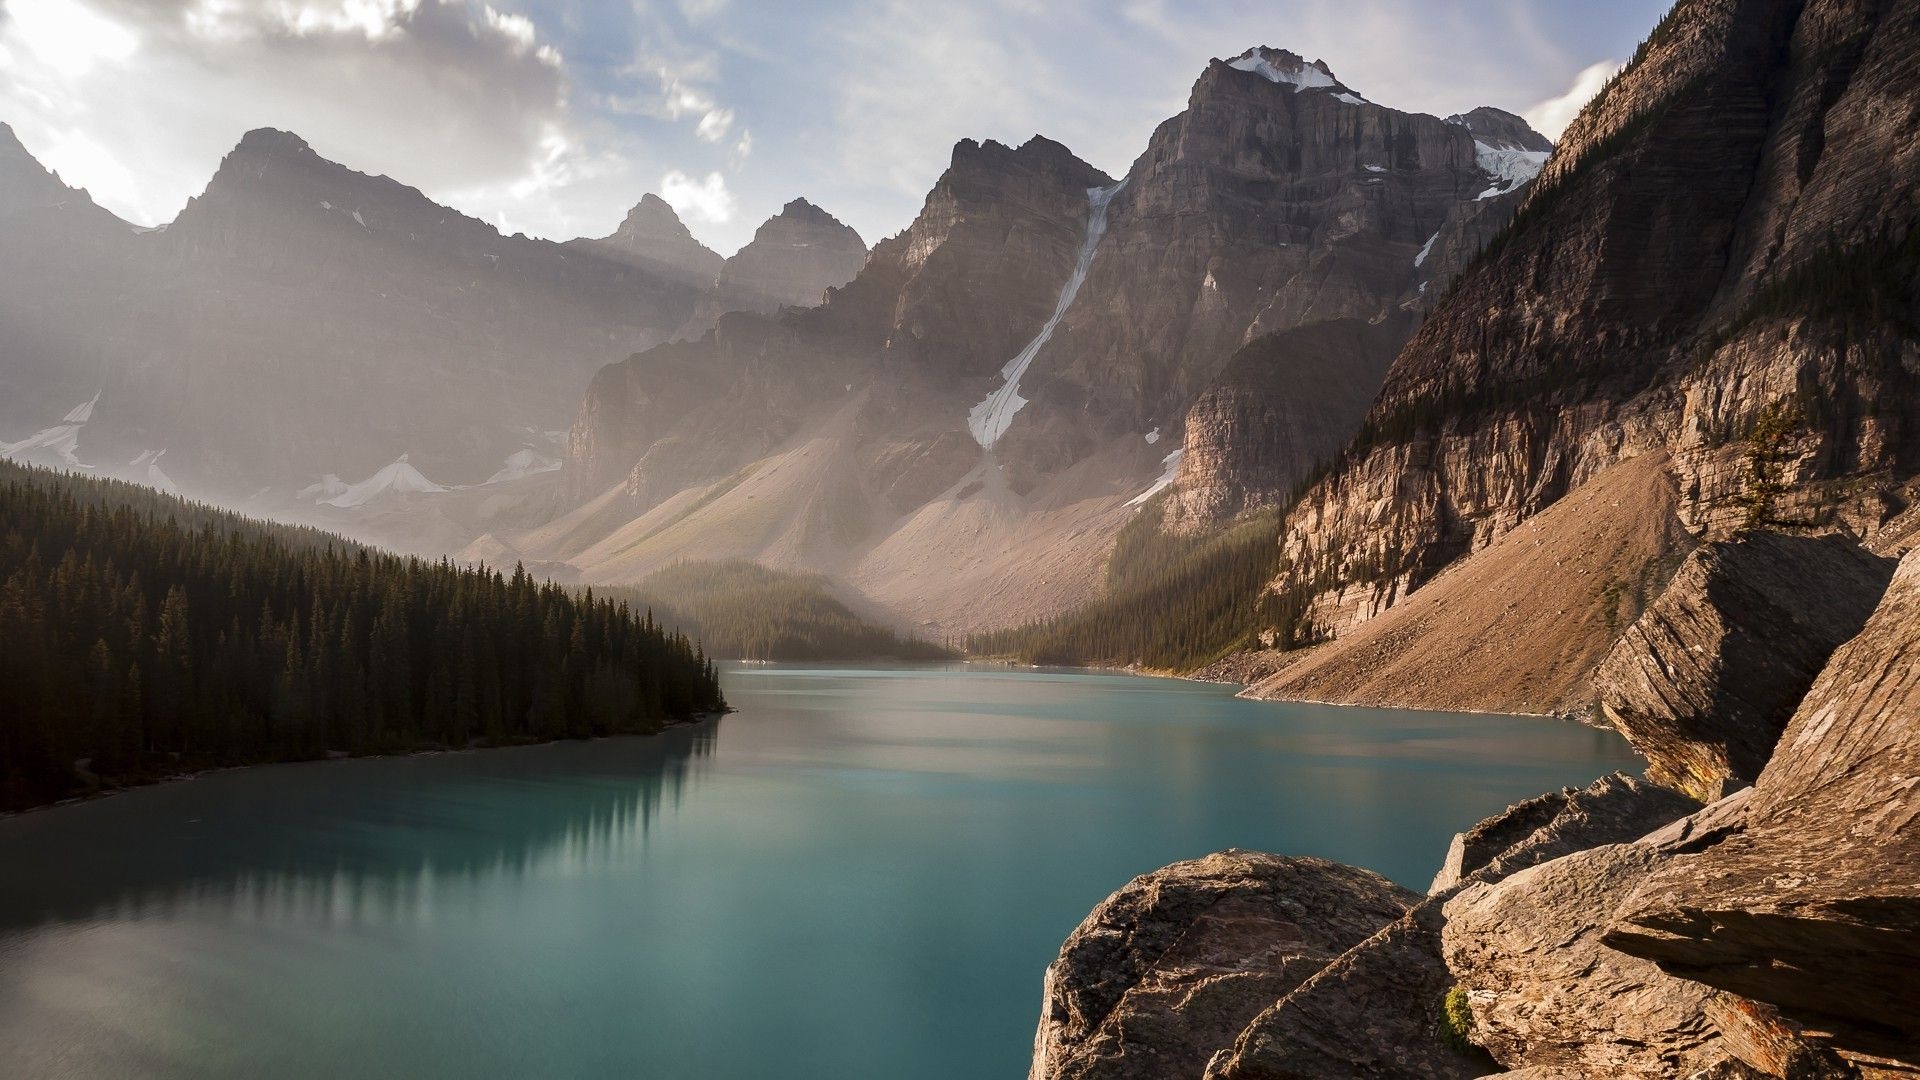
[695,106,734,142]
[1524,59,1620,140]
[660,168,735,223]
[0,0,582,232]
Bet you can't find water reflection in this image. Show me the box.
[0,721,718,934]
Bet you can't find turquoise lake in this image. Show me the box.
[0,665,1637,1078]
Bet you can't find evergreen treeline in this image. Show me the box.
[0,463,724,811]
[967,501,1303,671]
[609,560,951,662]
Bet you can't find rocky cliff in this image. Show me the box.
[1259,0,1920,657]
[1038,549,1920,1075]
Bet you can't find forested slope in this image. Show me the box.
[0,464,723,810]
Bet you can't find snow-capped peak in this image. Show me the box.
[1226,48,1342,93]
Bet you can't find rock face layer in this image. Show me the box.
[1029,852,1417,1080]
[1606,547,1920,1067]
[1259,0,1920,684]
[1594,531,1897,800]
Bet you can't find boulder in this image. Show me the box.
[1606,548,1920,1068]
[1208,774,1697,1079]
[1594,532,1895,801]
[1029,851,1416,1080]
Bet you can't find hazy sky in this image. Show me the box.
[0,0,1668,254]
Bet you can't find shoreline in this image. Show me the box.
[0,709,730,820]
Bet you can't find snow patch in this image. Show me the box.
[129,449,177,493]
[1364,164,1387,173]
[297,474,349,501]
[1145,428,1161,445]
[1,394,101,468]
[1331,91,1367,106]
[1227,49,1337,90]
[320,455,448,508]
[968,179,1126,448]
[484,448,560,485]
[1473,141,1550,200]
[351,210,367,228]
[1414,229,1441,268]
[1127,449,1185,508]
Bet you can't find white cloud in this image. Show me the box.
[0,0,586,234]
[660,168,735,223]
[729,129,752,166]
[1524,59,1620,140]
[695,106,734,142]
[4,0,139,76]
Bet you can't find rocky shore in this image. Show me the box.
[1031,548,1920,1078]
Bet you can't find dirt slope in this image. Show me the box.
[1246,454,1694,714]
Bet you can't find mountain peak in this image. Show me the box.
[1446,107,1554,153]
[234,127,314,156]
[588,193,722,281]
[1223,47,1350,94]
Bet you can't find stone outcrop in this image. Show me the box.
[1594,531,1896,800]
[1430,773,1699,895]
[1606,547,1920,1069]
[1029,852,1417,1080]
[1207,774,1697,1080]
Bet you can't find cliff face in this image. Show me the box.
[1264,0,1920,648]
[993,48,1540,499]
[1593,531,1895,800]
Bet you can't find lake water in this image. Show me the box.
[0,665,1636,1079]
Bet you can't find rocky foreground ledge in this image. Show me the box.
[1031,549,1920,1079]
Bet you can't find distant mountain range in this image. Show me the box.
[0,124,867,501]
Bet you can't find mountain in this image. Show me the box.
[0,129,719,502]
[0,123,141,442]
[701,198,869,320]
[521,49,1552,634]
[1229,0,1919,711]
[568,192,724,286]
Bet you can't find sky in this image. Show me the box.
[0,0,1668,255]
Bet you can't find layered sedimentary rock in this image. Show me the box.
[1594,531,1896,800]
[1259,0,1920,677]
[1029,852,1417,1080]
[1163,317,1410,531]
[1606,548,1920,1068]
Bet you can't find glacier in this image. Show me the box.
[321,455,448,508]
[1473,140,1551,200]
[967,179,1127,448]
